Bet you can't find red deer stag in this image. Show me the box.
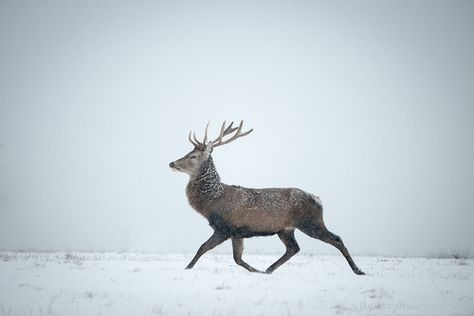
[169,121,365,275]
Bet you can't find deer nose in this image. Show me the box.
[169,162,175,168]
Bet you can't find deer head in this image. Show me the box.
[169,120,253,177]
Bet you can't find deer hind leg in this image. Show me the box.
[298,223,365,275]
[231,238,262,273]
[186,231,228,270]
[265,228,300,274]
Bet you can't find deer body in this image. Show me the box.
[170,121,365,275]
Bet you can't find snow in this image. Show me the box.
[0,252,472,316]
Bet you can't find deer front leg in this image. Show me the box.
[186,231,228,270]
[231,238,262,273]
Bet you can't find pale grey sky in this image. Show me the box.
[1,0,473,257]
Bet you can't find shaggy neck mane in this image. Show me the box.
[189,156,223,199]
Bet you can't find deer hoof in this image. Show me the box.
[354,268,365,275]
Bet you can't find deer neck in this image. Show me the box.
[186,156,224,211]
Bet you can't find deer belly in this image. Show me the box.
[208,213,282,238]
[208,212,287,238]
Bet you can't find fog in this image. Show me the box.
[1,0,473,257]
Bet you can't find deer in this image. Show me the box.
[169,121,365,275]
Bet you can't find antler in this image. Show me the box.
[188,120,253,149]
[211,120,253,148]
[188,121,210,149]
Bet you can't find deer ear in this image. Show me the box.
[204,142,214,155]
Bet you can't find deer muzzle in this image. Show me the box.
[169,161,180,171]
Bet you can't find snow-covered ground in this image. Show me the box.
[0,252,472,316]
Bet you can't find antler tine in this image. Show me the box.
[223,121,238,135]
[212,120,253,148]
[212,121,233,144]
[212,121,225,144]
[213,121,234,143]
[203,121,210,145]
[193,132,202,146]
[188,131,199,147]
[218,121,227,140]
[188,122,211,149]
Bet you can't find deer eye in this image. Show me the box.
[189,155,197,159]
